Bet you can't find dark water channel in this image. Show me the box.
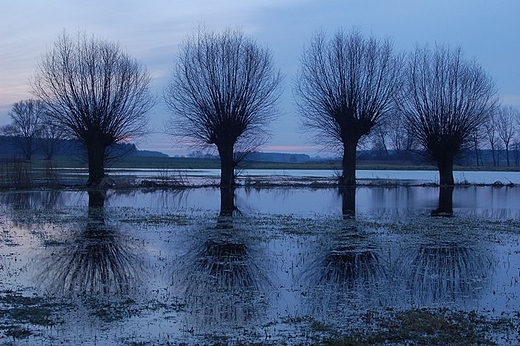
[1,186,520,344]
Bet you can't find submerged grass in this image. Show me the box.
[0,291,62,342]
[355,308,516,345]
[271,308,519,345]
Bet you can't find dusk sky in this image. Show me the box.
[1,1,519,156]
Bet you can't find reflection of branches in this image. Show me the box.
[0,190,64,211]
[36,192,143,297]
[396,243,492,305]
[190,238,258,291]
[318,245,385,289]
[182,229,267,291]
[174,221,270,329]
[303,226,388,315]
[110,188,192,209]
[0,191,66,230]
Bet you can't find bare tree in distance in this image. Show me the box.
[484,112,501,166]
[515,108,520,166]
[371,111,417,159]
[165,27,283,187]
[386,112,417,155]
[370,123,389,156]
[2,99,46,161]
[399,44,497,185]
[295,28,403,186]
[469,126,485,166]
[496,105,518,167]
[32,31,155,186]
[39,117,66,161]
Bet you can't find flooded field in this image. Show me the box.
[1,181,520,344]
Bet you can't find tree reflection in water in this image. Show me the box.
[301,188,389,314]
[0,190,64,211]
[173,187,270,330]
[396,242,492,306]
[0,190,66,230]
[220,186,237,217]
[36,189,144,298]
[431,186,454,217]
[339,187,356,218]
[303,224,388,316]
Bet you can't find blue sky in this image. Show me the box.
[1,0,519,156]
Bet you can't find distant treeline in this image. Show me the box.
[1,135,519,168]
[358,148,520,168]
[0,136,167,160]
[193,149,520,167]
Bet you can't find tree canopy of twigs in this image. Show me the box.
[32,31,155,185]
[399,44,497,185]
[2,99,46,161]
[294,28,402,186]
[496,105,518,167]
[164,27,283,187]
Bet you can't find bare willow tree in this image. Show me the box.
[2,99,46,161]
[295,29,403,186]
[400,45,497,185]
[484,112,501,166]
[165,28,283,187]
[496,105,518,167]
[32,31,155,185]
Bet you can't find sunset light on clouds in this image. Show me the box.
[1,0,519,157]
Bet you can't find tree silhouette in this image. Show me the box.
[32,31,155,185]
[295,28,402,186]
[496,106,518,167]
[2,99,46,161]
[399,45,497,185]
[484,112,501,167]
[36,191,143,297]
[165,27,282,187]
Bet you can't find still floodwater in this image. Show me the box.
[1,171,520,344]
[105,168,520,186]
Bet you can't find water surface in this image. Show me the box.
[0,184,519,344]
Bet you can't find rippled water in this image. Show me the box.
[0,184,519,344]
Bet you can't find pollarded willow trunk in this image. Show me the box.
[437,156,455,186]
[340,140,358,187]
[217,142,236,187]
[86,142,107,186]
